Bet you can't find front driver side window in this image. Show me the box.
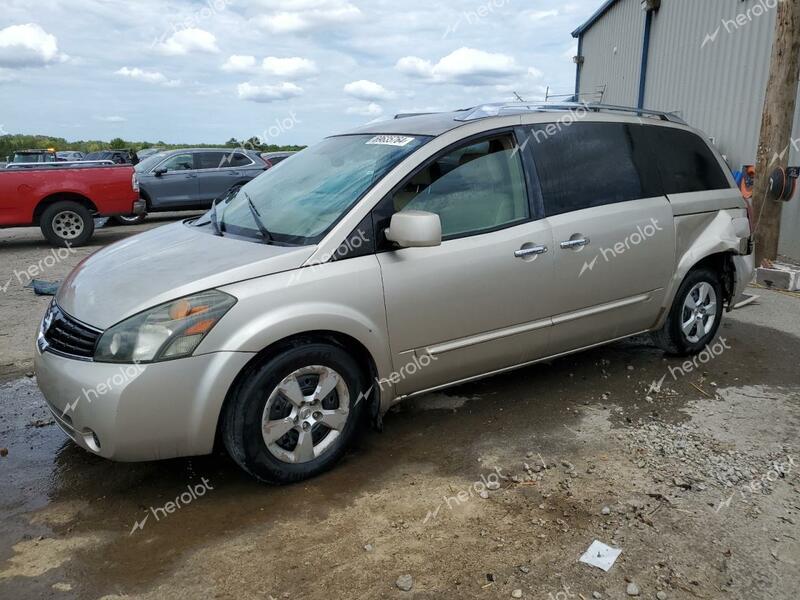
[393,133,529,238]
[160,153,194,172]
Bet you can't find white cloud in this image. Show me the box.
[346,103,383,117]
[396,47,523,86]
[262,57,318,78]
[528,67,544,79]
[529,9,560,21]
[253,0,362,33]
[343,79,394,101]
[237,81,303,103]
[115,66,181,87]
[156,28,219,55]
[222,55,258,73]
[0,23,68,68]
[96,115,127,122]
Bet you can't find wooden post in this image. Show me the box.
[753,0,800,266]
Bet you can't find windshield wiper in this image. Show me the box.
[209,198,224,237]
[245,192,274,244]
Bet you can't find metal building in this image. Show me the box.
[572,0,800,259]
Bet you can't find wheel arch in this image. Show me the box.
[34,193,98,225]
[656,250,738,330]
[214,330,383,451]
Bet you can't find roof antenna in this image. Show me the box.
[512,91,526,103]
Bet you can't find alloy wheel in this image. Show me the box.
[261,365,350,464]
[681,282,718,344]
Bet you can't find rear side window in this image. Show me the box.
[222,152,253,168]
[637,126,730,194]
[195,152,228,169]
[528,122,661,217]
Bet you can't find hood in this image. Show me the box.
[57,221,315,329]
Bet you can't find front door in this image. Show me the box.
[146,152,199,208]
[375,131,557,396]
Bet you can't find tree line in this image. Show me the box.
[1,134,305,158]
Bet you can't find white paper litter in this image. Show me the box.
[578,540,622,572]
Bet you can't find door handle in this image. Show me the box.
[514,245,548,258]
[560,237,590,249]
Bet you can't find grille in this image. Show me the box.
[44,304,102,359]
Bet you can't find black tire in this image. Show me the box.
[651,267,724,356]
[222,341,367,484]
[40,201,95,247]
[111,213,147,226]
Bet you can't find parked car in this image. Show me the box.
[84,149,137,165]
[118,148,267,225]
[0,163,143,246]
[34,103,754,484]
[260,151,297,168]
[56,151,85,162]
[136,147,164,161]
[6,149,58,167]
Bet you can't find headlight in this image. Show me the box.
[94,290,236,363]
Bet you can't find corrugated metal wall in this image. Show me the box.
[577,0,800,259]
[578,0,645,105]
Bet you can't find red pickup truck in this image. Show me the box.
[0,164,143,247]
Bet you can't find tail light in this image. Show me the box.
[132,173,139,192]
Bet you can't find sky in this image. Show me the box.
[0,0,602,147]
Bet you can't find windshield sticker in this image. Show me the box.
[366,135,416,147]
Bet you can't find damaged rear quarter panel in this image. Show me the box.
[656,189,750,328]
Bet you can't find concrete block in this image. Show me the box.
[756,263,800,291]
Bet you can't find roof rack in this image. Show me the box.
[453,102,686,125]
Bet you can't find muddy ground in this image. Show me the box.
[0,221,798,599]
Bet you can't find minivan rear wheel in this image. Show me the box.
[651,267,724,356]
[222,342,367,484]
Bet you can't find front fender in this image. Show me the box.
[199,255,397,409]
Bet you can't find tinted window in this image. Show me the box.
[392,134,529,238]
[225,152,253,167]
[528,122,660,217]
[195,152,228,170]
[639,126,730,194]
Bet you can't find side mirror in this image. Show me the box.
[154,167,167,177]
[385,210,442,248]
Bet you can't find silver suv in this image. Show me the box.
[35,103,754,484]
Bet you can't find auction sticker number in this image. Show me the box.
[366,135,416,147]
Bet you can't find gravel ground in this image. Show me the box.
[0,226,797,599]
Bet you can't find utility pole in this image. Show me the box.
[753,0,800,266]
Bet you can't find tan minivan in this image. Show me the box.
[35,103,754,483]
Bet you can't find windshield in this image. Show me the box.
[215,134,430,245]
[135,152,169,172]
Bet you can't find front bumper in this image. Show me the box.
[34,345,254,462]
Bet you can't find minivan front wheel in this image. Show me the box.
[222,342,366,484]
[652,268,724,356]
